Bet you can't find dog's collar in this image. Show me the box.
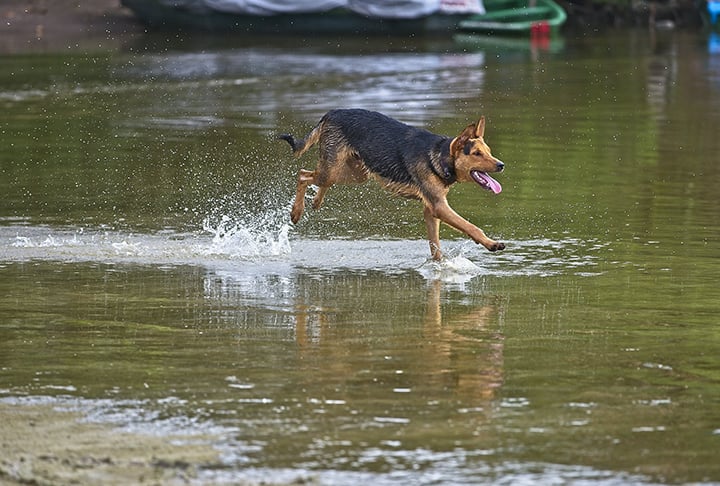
[439,156,454,181]
[436,140,456,183]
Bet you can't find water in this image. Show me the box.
[1,30,720,484]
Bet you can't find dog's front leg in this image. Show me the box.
[430,200,505,252]
[423,205,443,260]
[291,169,315,224]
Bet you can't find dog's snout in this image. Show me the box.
[496,161,505,172]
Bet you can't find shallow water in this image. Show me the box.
[1,30,720,484]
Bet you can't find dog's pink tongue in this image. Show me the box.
[472,171,502,194]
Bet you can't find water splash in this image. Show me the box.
[12,233,83,249]
[415,240,489,282]
[201,209,291,260]
[4,205,293,264]
[417,254,484,285]
[3,222,606,280]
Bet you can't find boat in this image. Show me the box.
[458,0,567,36]
[119,0,485,35]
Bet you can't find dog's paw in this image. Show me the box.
[488,241,505,252]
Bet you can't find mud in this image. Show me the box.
[0,402,223,485]
[0,0,141,53]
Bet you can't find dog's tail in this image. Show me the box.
[278,121,322,158]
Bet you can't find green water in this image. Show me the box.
[1,30,720,484]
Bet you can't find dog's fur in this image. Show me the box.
[279,109,505,260]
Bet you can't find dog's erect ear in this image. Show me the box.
[450,122,476,156]
[475,116,486,138]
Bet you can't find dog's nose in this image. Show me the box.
[496,161,505,172]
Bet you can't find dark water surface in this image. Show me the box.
[2,30,720,484]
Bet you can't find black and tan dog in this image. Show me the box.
[279,109,505,260]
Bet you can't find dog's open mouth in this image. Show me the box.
[471,170,502,194]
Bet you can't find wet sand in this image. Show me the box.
[0,402,224,485]
[0,0,142,53]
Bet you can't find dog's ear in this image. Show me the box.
[475,116,486,138]
[450,123,476,156]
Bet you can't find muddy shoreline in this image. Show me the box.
[0,401,223,485]
[562,0,703,29]
[1,0,705,54]
[0,0,142,53]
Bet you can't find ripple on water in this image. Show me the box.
[1,221,606,280]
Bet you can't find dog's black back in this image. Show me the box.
[321,109,452,185]
[282,108,506,258]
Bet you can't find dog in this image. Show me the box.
[279,109,505,260]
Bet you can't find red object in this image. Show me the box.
[530,21,551,50]
[530,21,551,37]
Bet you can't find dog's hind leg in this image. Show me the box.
[312,186,329,210]
[291,169,316,224]
[424,205,443,260]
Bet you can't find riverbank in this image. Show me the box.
[1,0,707,54]
[562,0,703,29]
[0,401,223,485]
[0,0,142,53]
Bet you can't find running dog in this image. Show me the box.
[279,109,505,260]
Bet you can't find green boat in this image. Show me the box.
[459,0,567,35]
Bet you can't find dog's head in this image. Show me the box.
[450,117,504,194]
